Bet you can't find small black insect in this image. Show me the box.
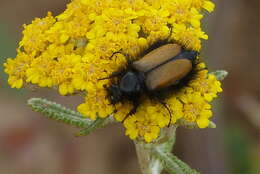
[102,43,199,122]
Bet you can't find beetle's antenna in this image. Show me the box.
[109,49,133,67]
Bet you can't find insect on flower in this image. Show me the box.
[101,40,199,123]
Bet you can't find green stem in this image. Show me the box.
[135,125,200,174]
[134,126,177,174]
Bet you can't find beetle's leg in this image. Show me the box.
[166,23,173,41]
[98,70,125,80]
[122,100,139,123]
[151,93,172,127]
[125,54,133,65]
[158,100,172,127]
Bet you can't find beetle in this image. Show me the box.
[102,43,199,122]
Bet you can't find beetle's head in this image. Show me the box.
[107,84,123,104]
[107,71,142,104]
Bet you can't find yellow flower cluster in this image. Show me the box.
[4,0,220,143]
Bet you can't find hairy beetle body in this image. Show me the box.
[105,43,198,119]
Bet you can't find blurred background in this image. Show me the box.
[0,0,260,173]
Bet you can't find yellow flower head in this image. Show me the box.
[4,0,222,142]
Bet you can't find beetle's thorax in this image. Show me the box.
[119,70,146,95]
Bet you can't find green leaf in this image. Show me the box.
[210,70,228,81]
[153,149,200,174]
[209,121,217,128]
[28,98,116,136]
[177,119,216,129]
[76,116,115,136]
[28,98,93,128]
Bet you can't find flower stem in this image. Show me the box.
[134,126,177,174]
